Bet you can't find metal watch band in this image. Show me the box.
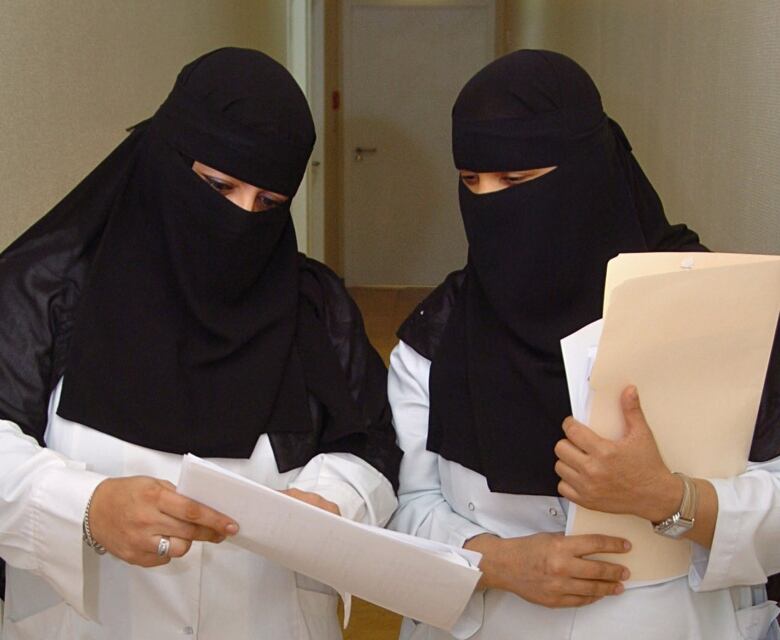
[652,472,697,539]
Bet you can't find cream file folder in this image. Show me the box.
[177,454,482,631]
[563,253,780,583]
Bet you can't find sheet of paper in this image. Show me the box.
[565,253,780,583]
[176,455,482,631]
[560,318,603,423]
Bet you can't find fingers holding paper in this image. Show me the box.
[280,488,341,515]
[88,475,239,567]
[554,386,683,523]
[555,385,720,548]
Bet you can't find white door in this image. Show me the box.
[341,0,496,286]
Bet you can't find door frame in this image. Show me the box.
[287,0,326,261]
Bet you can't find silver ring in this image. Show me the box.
[157,536,171,557]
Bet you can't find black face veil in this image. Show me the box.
[56,48,361,458]
[427,50,705,495]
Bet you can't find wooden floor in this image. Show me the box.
[339,286,432,639]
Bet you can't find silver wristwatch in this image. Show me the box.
[652,472,697,539]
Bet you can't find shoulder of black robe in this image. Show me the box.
[0,232,76,443]
[396,268,466,361]
[288,255,402,489]
[0,131,143,442]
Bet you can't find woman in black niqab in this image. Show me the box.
[421,50,705,496]
[0,48,399,639]
[59,48,350,457]
[389,49,780,640]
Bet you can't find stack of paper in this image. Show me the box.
[177,454,482,631]
[562,253,780,583]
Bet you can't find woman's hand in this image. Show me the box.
[554,386,682,522]
[89,476,239,567]
[554,386,718,548]
[464,532,630,608]
[280,488,341,515]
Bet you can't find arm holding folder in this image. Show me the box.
[558,253,780,590]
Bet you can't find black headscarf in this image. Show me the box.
[427,50,705,495]
[54,48,364,457]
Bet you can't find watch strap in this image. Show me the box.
[652,472,697,539]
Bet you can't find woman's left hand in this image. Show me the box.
[554,386,682,523]
[280,488,341,515]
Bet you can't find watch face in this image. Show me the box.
[661,523,688,539]
[655,517,694,539]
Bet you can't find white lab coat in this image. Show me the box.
[388,341,780,640]
[0,380,397,639]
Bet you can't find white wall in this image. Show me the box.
[0,0,288,250]
[507,0,780,254]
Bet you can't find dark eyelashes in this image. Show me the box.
[205,177,232,192]
[259,196,281,209]
[200,172,286,210]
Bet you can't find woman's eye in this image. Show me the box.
[205,177,231,193]
[257,195,282,211]
[460,174,478,184]
[503,174,529,184]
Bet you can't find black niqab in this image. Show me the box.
[56,48,363,457]
[428,50,705,495]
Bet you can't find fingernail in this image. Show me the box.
[623,540,632,550]
[621,568,630,580]
[627,386,638,401]
[226,523,239,535]
[614,583,624,595]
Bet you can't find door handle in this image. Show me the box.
[354,146,378,162]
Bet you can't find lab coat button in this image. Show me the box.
[548,507,558,517]
[467,502,475,511]
[182,626,194,635]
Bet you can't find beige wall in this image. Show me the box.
[0,0,288,250]
[506,0,780,254]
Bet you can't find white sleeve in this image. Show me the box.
[689,456,780,591]
[0,419,105,618]
[387,341,489,547]
[288,451,397,526]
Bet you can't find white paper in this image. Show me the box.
[176,455,482,632]
[560,318,603,423]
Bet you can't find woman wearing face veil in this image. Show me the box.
[388,50,780,639]
[0,48,400,639]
